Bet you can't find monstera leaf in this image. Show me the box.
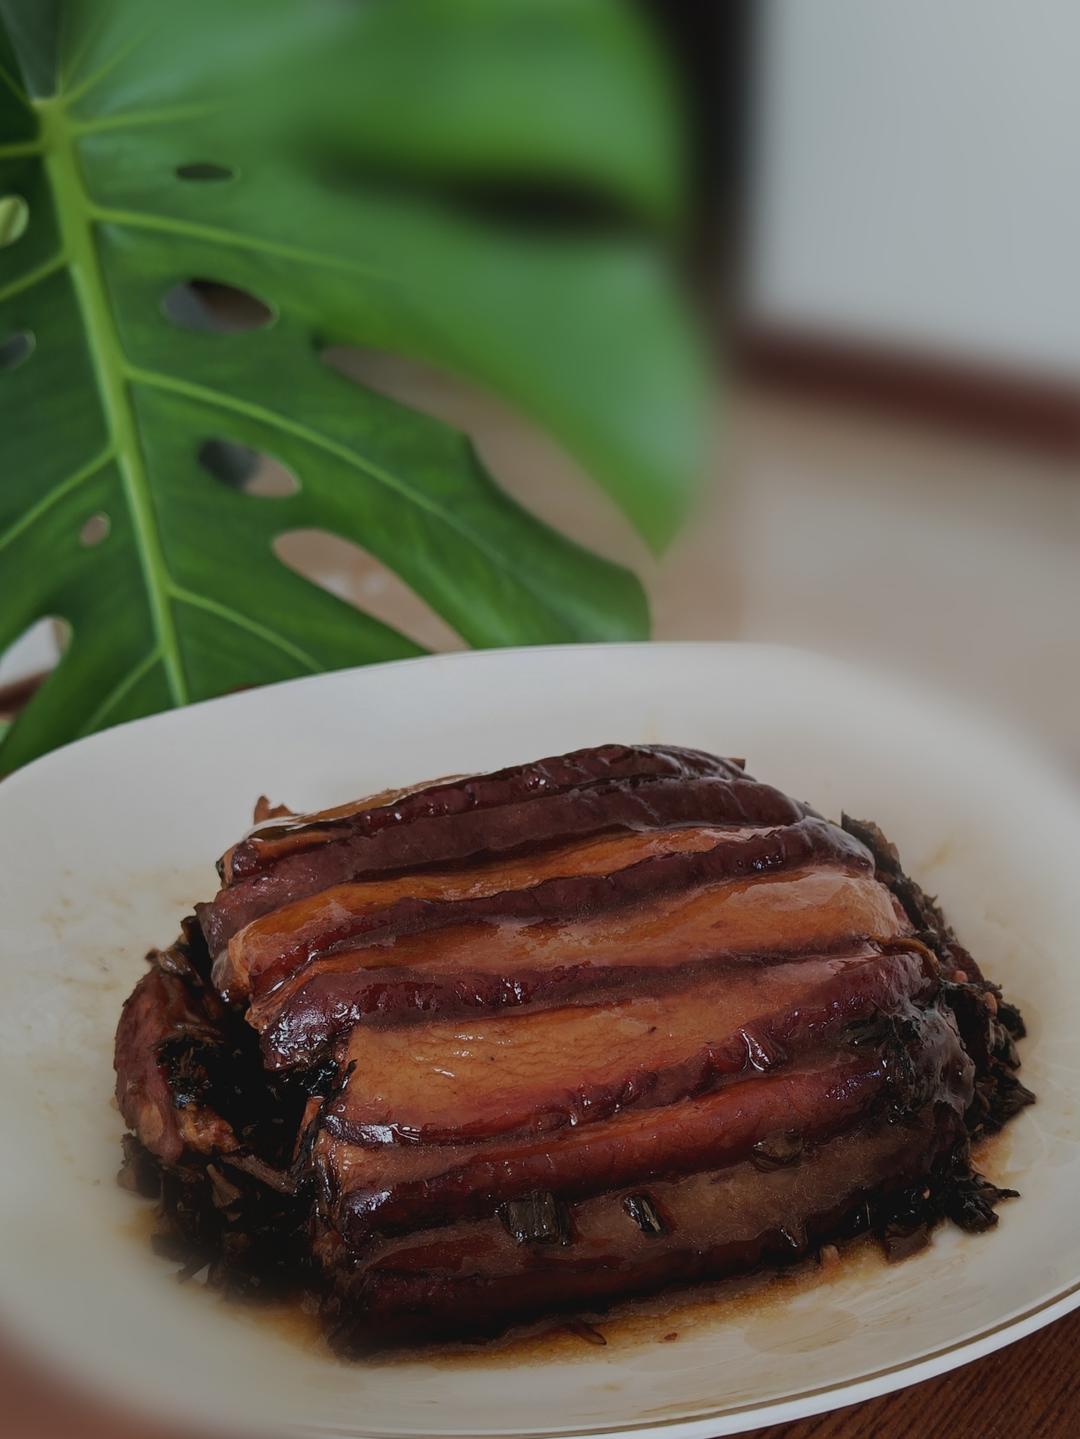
[0,0,702,770]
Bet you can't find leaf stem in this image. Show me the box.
[38,99,188,705]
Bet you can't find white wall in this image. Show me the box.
[748,0,1080,379]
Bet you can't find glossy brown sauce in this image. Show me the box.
[240,1233,881,1369]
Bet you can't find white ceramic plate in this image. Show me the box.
[0,643,1077,1439]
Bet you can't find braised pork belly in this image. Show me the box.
[114,744,1031,1347]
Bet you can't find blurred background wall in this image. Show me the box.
[747,0,1080,381]
[734,0,1079,769]
[4,0,1078,767]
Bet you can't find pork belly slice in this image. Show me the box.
[223,743,743,880]
[317,1015,972,1245]
[322,1109,963,1349]
[218,823,741,1002]
[256,867,905,1067]
[228,814,870,1011]
[321,946,936,1145]
[200,754,806,957]
[114,968,236,1166]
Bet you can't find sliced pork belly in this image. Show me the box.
[323,1111,964,1349]
[223,744,742,880]
[198,746,804,956]
[321,946,934,1146]
[256,866,904,1067]
[232,812,883,1067]
[217,824,743,1002]
[316,1007,972,1244]
[113,742,1031,1350]
[320,1055,891,1244]
[212,812,866,990]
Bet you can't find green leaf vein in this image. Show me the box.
[0,59,28,108]
[170,586,322,673]
[76,646,162,736]
[93,203,392,282]
[0,448,113,556]
[61,27,151,107]
[127,363,572,628]
[0,251,66,303]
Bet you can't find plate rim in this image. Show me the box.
[2,638,1072,797]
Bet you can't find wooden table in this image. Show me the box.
[4,1306,1078,1437]
[747,1307,1080,1438]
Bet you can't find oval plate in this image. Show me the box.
[0,643,1076,1439]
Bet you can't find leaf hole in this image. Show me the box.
[0,330,35,372]
[198,439,299,497]
[320,346,649,568]
[0,194,29,248]
[79,512,111,547]
[175,162,236,182]
[0,618,70,703]
[274,529,465,653]
[162,280,274,333]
